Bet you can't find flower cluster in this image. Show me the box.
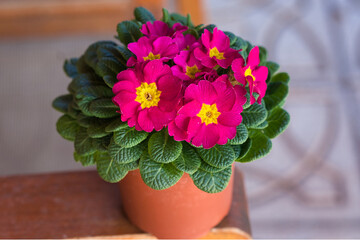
[113,21,268,149]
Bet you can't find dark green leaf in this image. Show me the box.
[88,98,119,118]
[74,151,96,166]
[198,160,224,173]
[259,46,267,65]
[108,139,146,164]
[113,127,148,147]
[120,160,139,171]
[265,61,280,82]
[96,57,126,78]
[56,115,79,141]
[190,166,232,193]
[148,130,182,163]
[238,132,272,162]
[263,82,288,111]
[96,152,128,183]
[74,127,97,155]
[231,145,241,159]
[87,118,113,138]
[139,152,183,190]
[103,75,118,88]
[197,145,235,168]
[263,107,290,138]
[52,94,72,113]
[228,124,248,145]
[238,138,252,159]
[63,58,78,78]
[241,103,268,128]
[134,7,156,23]
[270,72,290,84]
[105,118,128,132]
[117,21,143,46]
[172,142,201,174]
[92,135,112,152]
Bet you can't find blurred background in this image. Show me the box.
[1,0,360,238]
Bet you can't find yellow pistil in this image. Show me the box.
[197,103,221,125]
[143,52,161,61]
[185,65,201,79]
[209,47,225,60]
[244,67,255,82]
[135,82,161,109]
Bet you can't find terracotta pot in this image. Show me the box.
[118,167,234,239]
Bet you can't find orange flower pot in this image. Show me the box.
[118,167,234,239]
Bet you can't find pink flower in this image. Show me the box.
[171,49,210,82]
[194,28,240,69]
[127,36,178,67]
[113,60,182,132]
[232,46,268,104]
[174,34,199,51]
[141,21,187,38]
[168,75,247,148]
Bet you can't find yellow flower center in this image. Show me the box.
[185,65,201,79]
[244,67,255,82]
[209,47,225,60]
[197,103,221,125]
[135,82,161,109]
[143,52,161,61]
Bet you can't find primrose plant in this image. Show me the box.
[53,7,290,193]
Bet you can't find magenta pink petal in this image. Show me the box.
[218,112,242,127]
[197,80,218,104]
[178,100,202,116]
[143,60,171,83]
[137,110,155,132]
[217,125,237,145]
[247,46,260,66]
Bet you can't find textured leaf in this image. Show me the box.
[113,127,148,147]
[231,36,248,51]
[117,21,142,46]
[161,8,170,23]
[190,166,232,193]
[263,107,290,139]
[169,13,188,26]
[52,94,73,113]
[265,61,279,82]
[63,58,78,78]
[76,55,93,74]
[74,151,96,166]
[148,130,182,163]
[96,57,125,78]
[238,132,272,162]
[68,73,102,93]
[198,160,224,173]
[120,160,139,171]
[197,145,235,168]
[263,82,288,111]
[74,127,97,155]
[77,113,97,128]
[259,46,267,65]
[108,139,146,164]
[231,145,241,159]
[241,103,267,128]
[77,97,94,116]
[228,124,248,145]
[172,142,201,174]
[238,138,252,159]
[139,152,183,190]
[84,41,116,69]
[224,31,237,46]
[89,98,119,118]
[76,85,114,99]
[134,7,156,23]
[67,102,81,119]
[87,119,113,138]
[271,72,290,84]
[105,118,128,132]
[250,120,268,130]
[103,75,118,88]
[56,115,79,141]
[96,152,128,183]
[92,135,112,152]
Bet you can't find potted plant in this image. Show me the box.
[52,7,290,239]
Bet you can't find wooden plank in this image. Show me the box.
[0,167,251,239]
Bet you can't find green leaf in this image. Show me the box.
[161,8,170,23]
[76,85,114,99]
[108,139,146,164]
[74,127,97,155]
[148,130,182,163]
[197,145,235,168]
[113,127,148,148]
[77,97,94,116]
[117,21,143,46]
[56,115,79,141]
[52,94,73,113]
[263,107,290,138]
[190,166,232,193]
[120,160,139,171]
[263,82,288,111]
[77,113,97,128]
[134,7,156,23]
[169,13,188,26]
[89,98,119,118]
[63,58,78,78]
[238,132,272,162]
[67,102,81,118]
[87,119,113,138]
[270,72,290,84]
[238,138,252,159]
[96,57,126,78]
[105,118,128,132]
[259,46,267,65]
[92,135,112,152]
[224,31,237,46]
[241,103,268,128]
[242,93,251,109]
[84,41,116,69]
[103,75,117,88]
[232,36,248,51]
[231,145,241,159]
[139,152,183,190]
[251,120,268,129]
[228,124,248,145]
[199,160,224,173]
[96,152,128,183]
[265,61,279,81]
[68,73,102,93]
[172,142,201,174]
[74,151,96,166]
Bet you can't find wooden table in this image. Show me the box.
[0,168,251,239]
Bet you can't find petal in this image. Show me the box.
[194,47,216,68]
[218,112,242,127]
[212,27,230,50]
[217,125,237,145]
[153,36,179,57]
[168,120,188,141]
[252,66,268,83]
[201,29,211,48]
[157,75,182,101]
[178,100,202,116]
[143,60,171,83]
[247,46,260,66]
[138,110,155,132]
[197,80,218,104]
